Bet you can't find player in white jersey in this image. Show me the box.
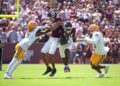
[4,21,44,79]
[82,24,109,78]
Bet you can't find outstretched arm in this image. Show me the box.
[84,36,98,45]
[45,20,62,31]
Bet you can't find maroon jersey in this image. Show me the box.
[51,18,64,38]
[60,28,76,41]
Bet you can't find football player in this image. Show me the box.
[40,0,64,76]
[4,21,46,79]
[83,24,109,78]
[59,22,76,72]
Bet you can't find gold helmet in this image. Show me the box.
[27,21,36,30]
[88,24,99,32]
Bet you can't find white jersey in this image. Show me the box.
[18,26,43,51]
[85,31,109,55]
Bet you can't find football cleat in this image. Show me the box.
[49,68,56,76]
[43,67,52,75]
[4,73,13,79]
[96,73,105,78]
[64,66,70,72]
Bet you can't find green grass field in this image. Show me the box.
[0,64,120,86]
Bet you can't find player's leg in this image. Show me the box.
[90,53,109,78]
[64,49,70,66]
[94,54,109,74]
[41,52,52,75]
[41,38,52,75]
[4,44,24,79]
[90,62,103,73]
[90,53,104,78]
[48,53,56,76]
[97,54,109,74]
[49,37,59,76]
[64,49,70,72]
[59,44,70,72]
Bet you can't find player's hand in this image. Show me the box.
[38,35,45,40]
[43,24,52,31]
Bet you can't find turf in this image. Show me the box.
[0,64,120,86]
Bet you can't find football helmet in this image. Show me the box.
[64,22,72,34]
[48,9,57,23]
[88,24,99,32]
[27,21,36,30]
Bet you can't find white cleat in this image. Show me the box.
[96,73,105,78]
[3,73,13,79]
[105,65,109,74]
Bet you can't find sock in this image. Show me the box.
[62,58,66,65]
[65,65,68,68]
[6,58,17,74]
[95,68,102,73]
[97,65,105,69]
[6,58,22,75]
[65,49,69,65]
[91,65,102,73]
[10,60,22,75]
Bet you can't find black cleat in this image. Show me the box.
[43,67,52,75]
[49,68,56,76]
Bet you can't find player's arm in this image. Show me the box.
[45,20,62,31]
[51,20,62,31]
[84,34,99,45]
[35,26,51,41]
[36,28,50,37]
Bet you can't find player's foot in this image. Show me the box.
[49,68,56,76]
[96,73,105,78]
[3,73,13,79]
[105,65,109,74]
[64,66,70,72]
[43,67,52,75]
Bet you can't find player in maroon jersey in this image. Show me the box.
[59,22,76,72]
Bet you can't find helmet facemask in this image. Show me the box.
[65,27,72,34]
[64,22,72,34]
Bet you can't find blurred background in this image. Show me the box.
[0,0,120,64]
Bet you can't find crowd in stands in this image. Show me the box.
[0,0,120,64]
